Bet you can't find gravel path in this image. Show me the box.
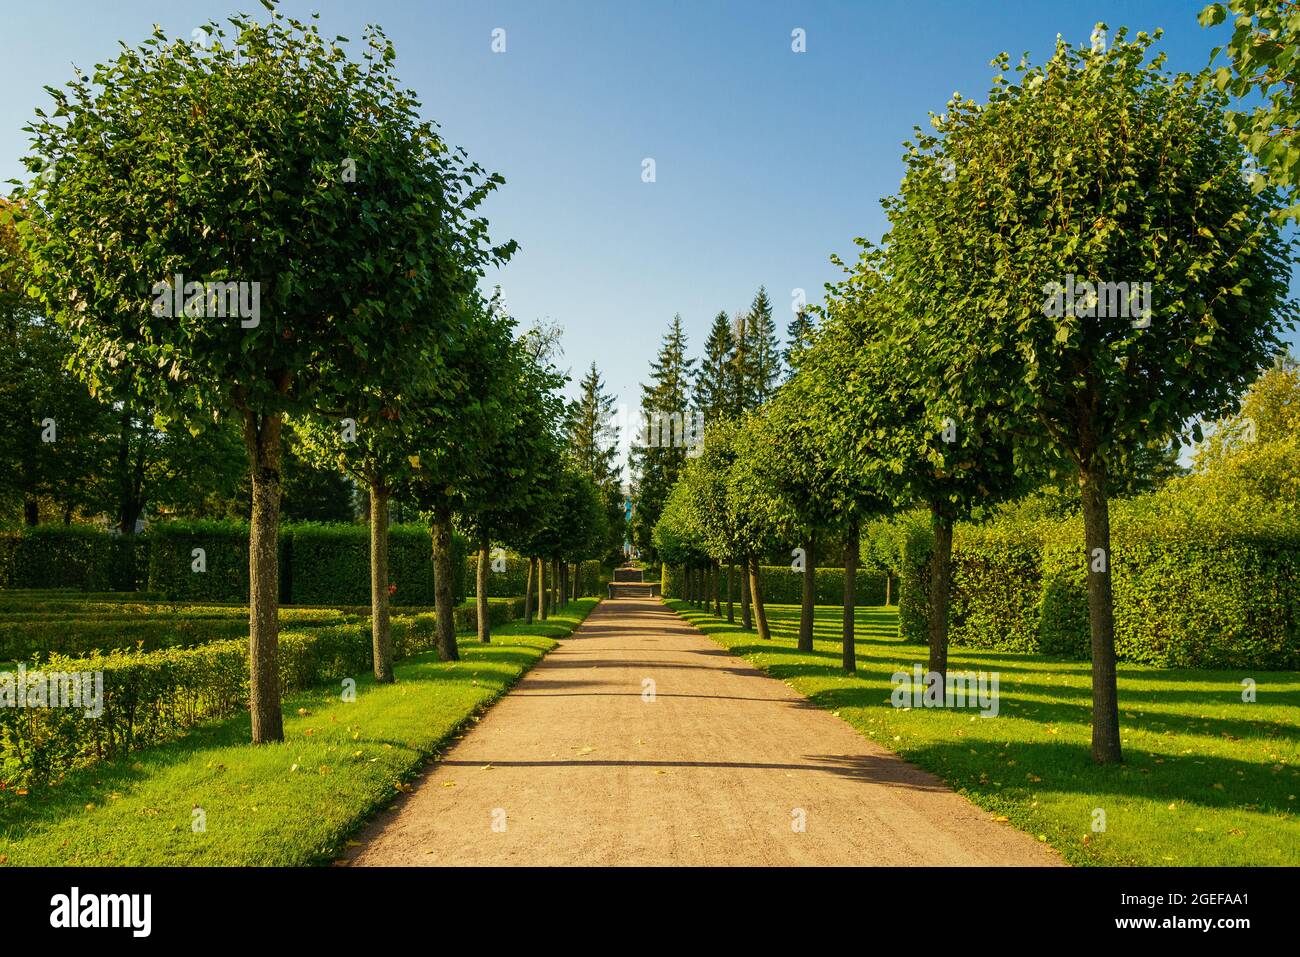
[345,596,1062,866]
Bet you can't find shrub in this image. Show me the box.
[146,521,253,601]
[661,564,886,605]
[287,523,463,606]
[0,598,528,785]
[0,526,140,592]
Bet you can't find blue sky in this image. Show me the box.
[1,0,1295,458]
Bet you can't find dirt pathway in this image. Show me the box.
[346,596,1061,866]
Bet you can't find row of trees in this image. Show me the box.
[3,4,614,744]
[652,23,1296,765]
[630,287,810,558]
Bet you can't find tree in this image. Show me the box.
[883,27,1294,763]
[737,287,782,408]
[1201,1,1300,221]
[695,311,736,425]
[15,5,513,741]
[566,363,619,487]
[629,314,695,560]
[784,308,815,380]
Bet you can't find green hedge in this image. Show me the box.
[0,527,142,592]
[1,522,474,605]
[0,598,528,786]
[661,564,886,605]
[881,504,1300,670]
[287,523,465,606]
[463,556,608,597]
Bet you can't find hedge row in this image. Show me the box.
[660,564,887,605]
[0,597,528,786]
[462,556,609,598]
[878,505,1300,670]
[0,607,359,662]
[0,523,468,605]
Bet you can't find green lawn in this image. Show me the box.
[0,598,598,866]
[667,599,1299,866]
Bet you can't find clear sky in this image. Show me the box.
[2,0,1295,465]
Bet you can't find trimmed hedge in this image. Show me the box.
[0,527,142,592]
[0,597,528,785]
[661,564,886,605]
[463,556,608,598]
[880,503,1300,670]
[1,522,471,605]
[288,523,465,606]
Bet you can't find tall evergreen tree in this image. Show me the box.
[630,314,695,559]
[784,307,815,380]
[695,310,735,426]
[746,286,782,406]
[566,362,620,487]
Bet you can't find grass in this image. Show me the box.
[0,598,598,866]
[667,599,1300,866]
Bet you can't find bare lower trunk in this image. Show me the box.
[842,518,858,673]
[1081,458,1122,764]
[243,408,284,744]
[885,572,892,606]
[477,532,491,643]
[712,562,721,616]
[727,562,735,623]
[538,557,547,621]
[23,498,37,526]
[799,533,815,652]
[740,555,752,629]
[551,558,559,613]
[573,561,581,600]
[431,503,458,661]
[524,555,535,624]
[928,502,953,677]
[369,477,393,682]
[749,556,770,640]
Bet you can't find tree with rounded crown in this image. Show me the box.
[883,26,1295,763]
[13,3,514,740]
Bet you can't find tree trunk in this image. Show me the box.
[23,497,38,526]
[573,561,581,600]
[243,408,284,744]
[477,531,491,643]
[538,557,547,621]
[749,555,770,640]
[525,555,535,624]
[799,533,815,652]
[740,555,752,629]
[885,572,892,607]
[712,562,721,616]
[1080,459,1123,764]
[727,562,735,623]
[369,477,394,683]
[842,518,858,673]
[928,501,953,678]
[551,558,560,613]
[431,503,458,661]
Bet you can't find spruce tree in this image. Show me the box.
[784,307,815,380]
[695,310,736,426]
[566,362,620,487]
[747,286,782,406]
[629,314,696,558]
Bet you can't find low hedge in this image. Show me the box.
[0,598,528,786]
[661,564,886,605]
[0,607,359,662]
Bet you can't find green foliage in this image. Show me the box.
[662,563,886,605]
[146,521,254,601]
[284,523,464,606]
[0,597,527,785]
[1201,0,1300,220]
[0,526,140,592]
